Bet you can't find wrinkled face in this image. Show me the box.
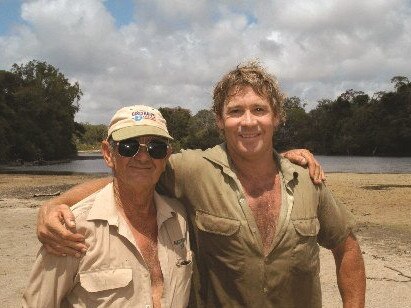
[217,86,279,160]
[102,135,170,189]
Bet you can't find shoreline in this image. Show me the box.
[1,168,411,176]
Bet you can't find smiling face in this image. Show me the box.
[102,135,170,190]
[217,86,280,161]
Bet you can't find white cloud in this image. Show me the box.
[0,0,410,122]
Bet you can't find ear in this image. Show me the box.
[216,115,224,130]
[101,140,115,169]
[272,112,281,130]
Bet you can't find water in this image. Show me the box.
[1,154,411,174]
[316,156,411,173]
[0,153,111,175]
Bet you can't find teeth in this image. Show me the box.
[240,133,258,137]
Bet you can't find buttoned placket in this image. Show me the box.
[222,165,265,251]
[261,171,297,300]
[228,158,298,301]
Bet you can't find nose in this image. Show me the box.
[133,144,151,161]
[241,110,257,126]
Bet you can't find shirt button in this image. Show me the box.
[239,198,244,203]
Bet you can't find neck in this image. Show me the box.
[228,146,278,178]
[113,178,157,220]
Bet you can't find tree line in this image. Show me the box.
[276,77,411,156]
[0,60,82,163]
[1,60,410,163]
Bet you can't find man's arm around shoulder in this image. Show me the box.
[37,177,111,257]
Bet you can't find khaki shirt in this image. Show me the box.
[158,144,354,308]
[23,183,192,308]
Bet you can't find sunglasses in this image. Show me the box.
[115,138,169,159]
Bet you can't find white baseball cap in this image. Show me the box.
[107,105,173,141]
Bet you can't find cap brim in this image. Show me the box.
[111,125,173,141]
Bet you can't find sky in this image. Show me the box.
[1,0,410,125]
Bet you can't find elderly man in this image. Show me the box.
[23,105,192,307]
[37,61,365,307]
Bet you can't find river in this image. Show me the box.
[1,153,411,174]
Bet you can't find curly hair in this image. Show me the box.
[212,60,286,124]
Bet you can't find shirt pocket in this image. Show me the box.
[79,268,132,292]
[195,210,244,277]
[291,218,320,274]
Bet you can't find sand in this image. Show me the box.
[0,173,410,307]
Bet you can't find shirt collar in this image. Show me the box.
[87,182,119,226]
[87,182,176,227]
[154,191,176,226]
[202,142,298,184]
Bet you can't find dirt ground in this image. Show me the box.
[0,173,410,307]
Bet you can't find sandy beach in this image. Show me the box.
[0,173,410,307]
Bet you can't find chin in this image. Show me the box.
[239,138,262,149]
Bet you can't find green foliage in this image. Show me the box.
[280,78,411,156]
[159,107,191,140]
[276,97,311,151]
[0,60,82,162]
[184,109,223,150]
[74,123,107,151]
[158,107,222,152]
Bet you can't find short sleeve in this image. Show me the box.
[317,182,356,249]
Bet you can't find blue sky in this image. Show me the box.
[103,0,134,28]
[0,0,23,34]
[1,0,410,124]
[0,0,134,33]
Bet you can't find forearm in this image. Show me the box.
[332,233,366,308]
[44,177,112,208]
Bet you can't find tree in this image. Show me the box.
[276,97,310,151]
[159,107,191,140]
[159,107,192,151]
[184,109,223,150]
[0,71,19,161]
[0,60,82,161]
[75,123,107,151]
[391,76,410,92]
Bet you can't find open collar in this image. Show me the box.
[202,143,299,184]
[87,182,176,228]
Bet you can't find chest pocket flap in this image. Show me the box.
[195,211,240,236]
[293,218,320,236]
[79,268,132,292]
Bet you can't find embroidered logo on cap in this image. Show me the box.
[132,111,155,122]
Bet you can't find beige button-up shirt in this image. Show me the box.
[23,183,192,308]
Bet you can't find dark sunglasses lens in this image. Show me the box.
[147,140,168,159]
[117,140,139,157]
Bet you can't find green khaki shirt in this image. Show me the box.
[158,144,354,308]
